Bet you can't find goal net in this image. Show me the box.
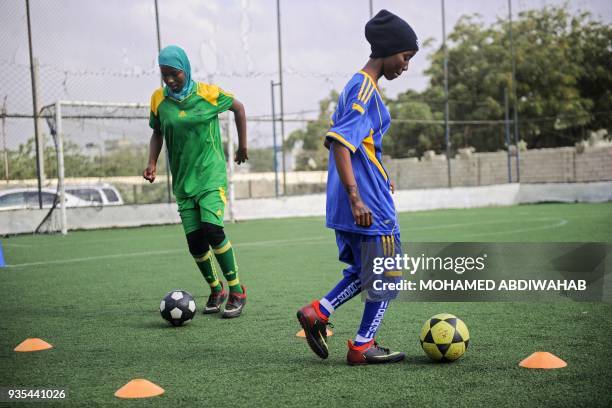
[37,100,237,234]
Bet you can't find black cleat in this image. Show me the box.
[346,339,405,365]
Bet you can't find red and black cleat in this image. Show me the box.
[222,285,247,318]
[203,282,228,314]
[296,300,331,359]
[346,339,405,366]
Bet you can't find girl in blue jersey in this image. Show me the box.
[297,10,418,365]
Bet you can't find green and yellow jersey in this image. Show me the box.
[149,82,234,199]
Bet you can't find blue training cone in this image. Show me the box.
[0,241,5,267]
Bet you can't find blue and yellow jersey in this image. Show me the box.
[325,71,398,236]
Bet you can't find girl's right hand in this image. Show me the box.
[143,164,156,183]
[349,196,372,227]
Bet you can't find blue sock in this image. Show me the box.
[319,275,361,317]
[354,300,389,346]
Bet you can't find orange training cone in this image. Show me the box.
[296,328,333,338]
[14,338,53,352]
[114,379,164,399]
[519,352,567,369]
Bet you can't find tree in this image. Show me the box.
[418,5,608,153]
[4,134,97,180]
[279,5,611,160]
[385,90,444,158]
[247,148,274,172]
[285,90,338,170]
[570,13,612,134]
[3,134,164,180]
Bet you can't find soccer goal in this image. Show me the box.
[38,100,238,234]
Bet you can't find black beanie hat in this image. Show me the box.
[365,9,419,58]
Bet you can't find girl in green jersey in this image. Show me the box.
[144,45,247,318]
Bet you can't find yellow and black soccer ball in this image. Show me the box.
[420,313,469,362]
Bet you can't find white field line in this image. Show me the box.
[3,215,584,249]
[403,217,564,232]
[4,217,573,269]
[2,232,180,248]
[3,236,329,269]
[458,218,568,238]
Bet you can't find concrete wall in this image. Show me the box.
[2,145,611,234]
[575,146,612,182]
[392,183,520,212]
[233,145,612,197]
[517,181,612,204]
[389,145,612,190]
[0,203,181,235]
[4,146,609,200]
[2,181,611,235]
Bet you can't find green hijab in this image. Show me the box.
[158,45,196,101]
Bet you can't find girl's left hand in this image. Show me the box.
[235,147,248,164]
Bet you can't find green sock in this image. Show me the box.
[213,238,243,294]
[194,251,222,293]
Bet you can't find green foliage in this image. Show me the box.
[2,134,96,180]
[287,5,611,159]
[285,91,338,170]
[246,148,274,172]
[569,13,612,133]
[115,182,173,205]
[420,5,610,153]
[385,90,444,158]
[2,135,167,180]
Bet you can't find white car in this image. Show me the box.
[65,184,124,206]
[0,188,95,211]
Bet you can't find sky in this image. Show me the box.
[1,0,611,151]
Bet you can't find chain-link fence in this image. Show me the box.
[1,0,610,217]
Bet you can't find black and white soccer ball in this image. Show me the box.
[160,290,196,326]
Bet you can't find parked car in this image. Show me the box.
[0,188,95,211]
[65,184,124,206]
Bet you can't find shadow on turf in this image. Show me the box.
[130,320,197,329]
[405,355,465,366]
[288,347,454,367]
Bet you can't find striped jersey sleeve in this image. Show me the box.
[325,73,375,153]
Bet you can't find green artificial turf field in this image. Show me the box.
[1,202,611,407]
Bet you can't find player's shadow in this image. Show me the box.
[127,313,192,330]
[136,321,181,329]
[288,354,336,365]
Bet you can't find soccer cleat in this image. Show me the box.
[203,282,228,314]
[296,300,332,359]
[222,285,247,318]
[346,339,405,365]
